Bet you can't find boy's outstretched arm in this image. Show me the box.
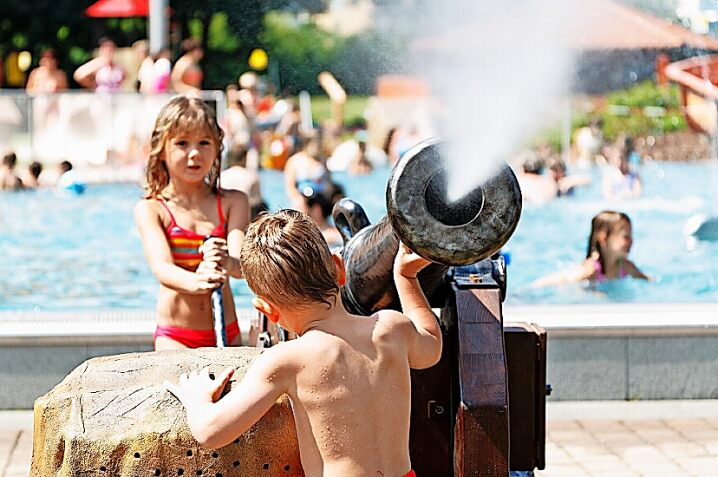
[165,348,290,449]
[393,243,442,370]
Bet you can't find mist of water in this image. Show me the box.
[378,0,592,202]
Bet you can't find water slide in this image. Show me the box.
[665,55,718,240]
[665,55,718,135]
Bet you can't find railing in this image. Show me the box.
[664,54,718,134]
[0,90,227,171]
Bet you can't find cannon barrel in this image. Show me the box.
[333,138,522,315]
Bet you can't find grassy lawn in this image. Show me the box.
[310,95,369,127]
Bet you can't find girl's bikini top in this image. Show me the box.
[593,259,627,283]
[158,194,226,271]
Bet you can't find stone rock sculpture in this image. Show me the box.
[31,348,303,476]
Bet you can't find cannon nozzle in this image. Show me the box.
[388,138,522,265]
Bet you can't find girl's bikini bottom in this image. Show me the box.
[154,320,240,348]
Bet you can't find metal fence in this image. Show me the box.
[0,90,227,170]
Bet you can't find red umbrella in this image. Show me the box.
[86,0,149,17]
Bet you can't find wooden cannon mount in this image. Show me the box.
[409,258,547,476]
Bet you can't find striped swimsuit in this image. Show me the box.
[155,194,239,348]
[158,194,226,271]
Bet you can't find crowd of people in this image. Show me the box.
[514,118,646,205]
[0,151,79,192]
[21,36,207,96]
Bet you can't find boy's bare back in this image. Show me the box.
[276,310,414,476]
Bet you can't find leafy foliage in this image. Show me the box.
[537,80,687,151]
[606,80,681,109]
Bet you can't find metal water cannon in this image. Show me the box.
[333,138,523,315]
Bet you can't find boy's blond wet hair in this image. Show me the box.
[241,209,339,309]
[144,96,224,198]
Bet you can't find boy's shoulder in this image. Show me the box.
[371,309,414,340]
[253,339,305,375]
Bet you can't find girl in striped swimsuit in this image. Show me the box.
[135,96,250,349]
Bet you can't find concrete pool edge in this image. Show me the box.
[1,303,718,408]
[503,302,718,337]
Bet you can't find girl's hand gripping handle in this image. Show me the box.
[203,236,227,347]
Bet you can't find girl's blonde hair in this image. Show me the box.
[586,210,631,271]
[144,96,224,198]
[240,209,339,309]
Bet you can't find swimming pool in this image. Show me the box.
[1,160,717,311]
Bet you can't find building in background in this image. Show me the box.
[677,0,718,37]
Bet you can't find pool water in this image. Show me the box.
[505,160,718,304]
[1,161,717,311]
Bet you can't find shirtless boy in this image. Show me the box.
[165,209,442,477]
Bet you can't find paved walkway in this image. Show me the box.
[3,401,718,476]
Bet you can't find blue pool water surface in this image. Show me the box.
[1,161,718,311]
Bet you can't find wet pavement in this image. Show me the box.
[3,400,717,476]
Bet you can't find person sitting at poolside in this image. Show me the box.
[0,152,24,190]
[23,161,44,189]
[531,210,649,288]
[165,209,440,477]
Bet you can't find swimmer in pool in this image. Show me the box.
[530,210,650,288]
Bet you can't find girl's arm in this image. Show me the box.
[624,259,650,280]
[225,190,249,278]
[134,200,222,294]
[529,259,596,288]
[199,190,249,279]
[165,344,291,449]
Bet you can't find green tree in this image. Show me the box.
[0,0,98,84]
[171,0,329,89]
[0,0,329,88]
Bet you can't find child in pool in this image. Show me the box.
[531,210,649,288]
[165,209,440,477]
[135,96,250,350]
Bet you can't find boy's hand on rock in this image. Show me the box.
[165,367,234,405]
[394,243,432,279]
